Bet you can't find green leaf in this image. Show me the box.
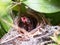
[0,15,13,32]
[45,12,60,25]
[50,34,60,44]
[0,29,6,39]
[0,0,13,30]
[12,5,20,11]
[0,0,12,16]
[20,3,26,13]
[0,22,6,38]
[23,0,60,13]
[0,0,13,38]
[58,35,60,41]
[48,43,57,45]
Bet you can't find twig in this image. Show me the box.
[29,23,43,34]
[0,34,22,44]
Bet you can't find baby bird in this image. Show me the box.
[19,16,33,32]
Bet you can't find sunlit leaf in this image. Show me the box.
[50,35,60,44]
[0,0,13,38]
[0,0,12,16]
[48,43,57,45]
[23,0,60,13]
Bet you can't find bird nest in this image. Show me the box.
[1,9,60,45]
[14,9,47,33]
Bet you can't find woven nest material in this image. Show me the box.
[13,9,48,40]
[0,25,60,45]
[1,9,59,45]
[14,9,48,32]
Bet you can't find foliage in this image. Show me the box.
[0,1,60,45]
[50,31,60,45]
[22,0,60,13]
[44,12,60,25]
[0,0,13,38]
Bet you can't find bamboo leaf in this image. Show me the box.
[0,0,13,38]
